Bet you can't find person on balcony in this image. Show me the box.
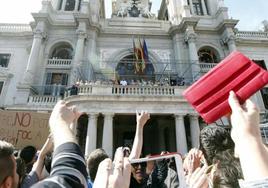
[120,79,128,86]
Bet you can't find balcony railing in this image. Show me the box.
[236,31,268,39]
[0,23,32,33]
[28,95,62,106]
[47,59,72,68]
[112,85,175,96]
[64,84,185,98]
[199,63,217,72]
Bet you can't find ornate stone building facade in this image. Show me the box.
[0,0,268,157]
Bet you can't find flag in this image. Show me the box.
[138,38,146,72]
[142,39,149,71]
[133,38,140,73]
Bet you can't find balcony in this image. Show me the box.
[65,84,186,97]
[47,59,72,68]
[236,31,268,40]
[199,63,217,72]
[28,95,62,107]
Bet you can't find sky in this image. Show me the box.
[0,0,267,31]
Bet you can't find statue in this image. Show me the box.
[141,5,154,18]
[117,6,128,17]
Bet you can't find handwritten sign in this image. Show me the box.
[0,111,50,149]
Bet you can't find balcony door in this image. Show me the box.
[44,73,68,96]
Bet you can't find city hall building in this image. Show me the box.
[0,0,268,157]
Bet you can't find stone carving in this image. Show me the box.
[141,5,153,18]
[117,6,128,17]
[114,0,154,19]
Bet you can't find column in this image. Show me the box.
[188,0,194,15]
[227,35,237,52]
[61,0,67,10]
[70,22,87,84]
[175,114,188,155]
[185,29,200,82]
[23,22,46,85]
[102,113,114,158]
[201,0,208,15]
[85,113,98,157]
[87,30,97,80]
[74,0,79,11]
[190,115,200,148]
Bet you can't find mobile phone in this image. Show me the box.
[129,153,186,188]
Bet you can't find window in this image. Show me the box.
[65,0,75,11]
[198,48,219,63]
[0,54,11,68]
[51,43,73,59]
[46,73,68,85]
[0,81,3,95]
[44,73,68,96]
[192,0,203,15]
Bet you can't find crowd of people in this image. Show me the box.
[1,91,268,188]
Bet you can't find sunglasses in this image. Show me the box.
[131,162,147,168]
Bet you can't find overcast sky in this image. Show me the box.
[0,0,267,31]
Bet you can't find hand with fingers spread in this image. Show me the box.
[136,110,150,127]
[228,91,268,181]
[93,147,131,188]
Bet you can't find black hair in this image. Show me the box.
[199,125,234,165]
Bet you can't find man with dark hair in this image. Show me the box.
[212,149,243,188]
[0,140,19,188]
[86,148,109,187]
[19,145,37,173]
[199,125,235,164]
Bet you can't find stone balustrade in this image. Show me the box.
[65,84,185,97]
[112,85,176,96]
[78,85,93,95]
[236,31,268,39]
[47,59,72,67]
[28,95,61,106]
[0,23,32,32]
[199,63,217,72]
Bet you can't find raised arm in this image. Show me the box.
[32,101,88,188]
[129,110,150,160]
[228,91,268,180]
[49,101,80,148]
[32,137,53,179]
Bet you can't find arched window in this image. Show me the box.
[198,47,219,63]
[50,43,73,59]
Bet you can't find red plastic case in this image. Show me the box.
[183,51,268,124]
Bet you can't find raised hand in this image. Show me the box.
[94,147,131,188]
[136,110,150,127]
